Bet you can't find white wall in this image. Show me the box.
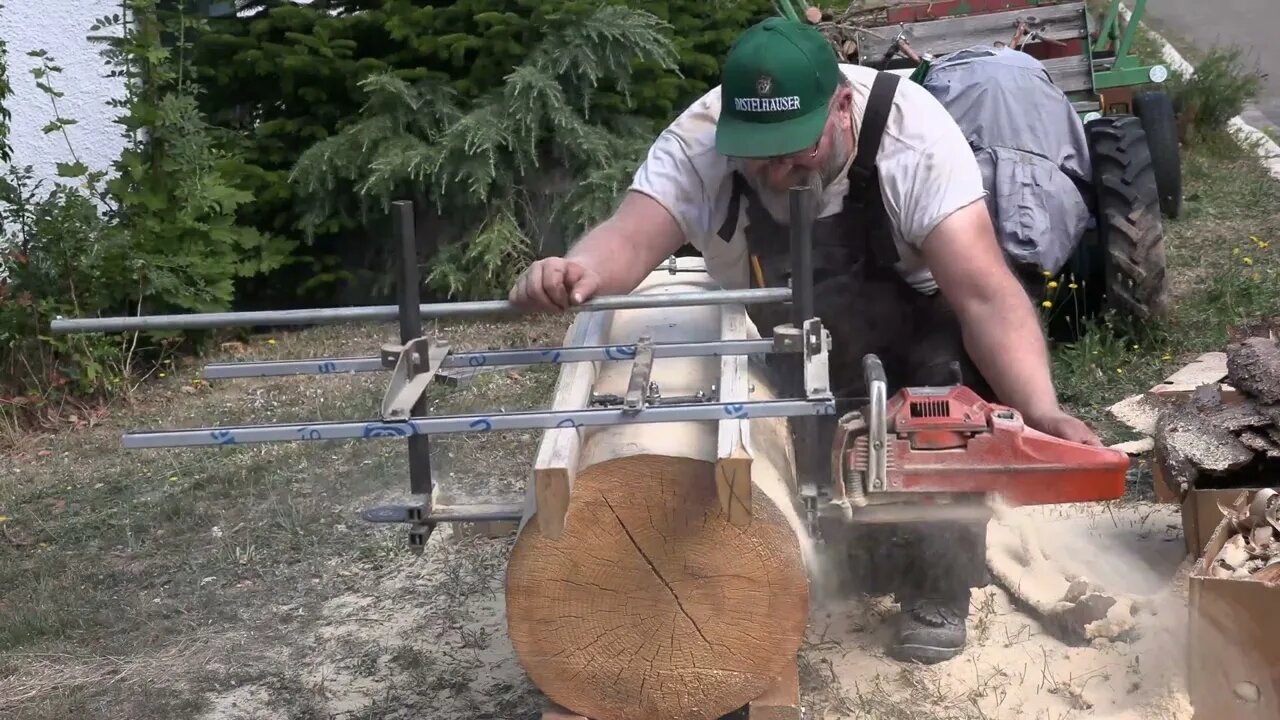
[1,0,127,189]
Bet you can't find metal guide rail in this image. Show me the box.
[50,194,830,550]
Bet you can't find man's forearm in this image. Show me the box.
[565,221,656,297]
[564,192,687,297]
[957,286,1062,423]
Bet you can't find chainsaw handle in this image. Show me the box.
[861,354,889,492]
[862,354,887,388]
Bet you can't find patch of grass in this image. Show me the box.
[1051,129,1280,438]
[0,313,569,718]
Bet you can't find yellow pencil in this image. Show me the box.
[750,255,766,288]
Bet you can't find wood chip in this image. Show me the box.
[1108,394,1167,436]
[1150,352,1228,393]
[1254,564,1280,584]
[1227,337,1280,404]
[1110,438,1154,455]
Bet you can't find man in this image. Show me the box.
[509,17,1100,664]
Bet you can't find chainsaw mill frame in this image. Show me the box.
[50,193,838,553]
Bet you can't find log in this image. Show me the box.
[527,310,611,540]
[506,270,811,720]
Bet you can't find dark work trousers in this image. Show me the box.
[782,268,997,605]
[762,263,1051,605]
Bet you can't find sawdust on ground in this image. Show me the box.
[188,496,1196,720]
[800,501,1195,720]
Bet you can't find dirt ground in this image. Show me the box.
[0,313,1206,720]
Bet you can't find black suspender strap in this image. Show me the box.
[848,70,900,190]
[844,71,902,267]
[717,172,748,243]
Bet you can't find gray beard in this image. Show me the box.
[745,128,854,224]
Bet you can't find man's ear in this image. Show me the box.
[832,86,854,131]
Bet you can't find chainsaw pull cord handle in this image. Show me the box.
[862,354,889,492]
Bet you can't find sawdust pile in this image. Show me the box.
[801,501,1194,720]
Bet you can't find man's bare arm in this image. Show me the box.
[510,191,686,312]
[566,191,687,296]
[922,200,1100,445]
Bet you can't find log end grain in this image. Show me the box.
[506,455,809,720]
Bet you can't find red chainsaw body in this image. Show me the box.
[846,385,1129,507]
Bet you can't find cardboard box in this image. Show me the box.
[1179,487,1280,558]
[1188,494,1280,719]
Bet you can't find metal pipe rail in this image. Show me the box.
[122,398,837,449]
[202,338,777,379]
[50,287,793,335]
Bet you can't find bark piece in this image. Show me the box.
[1238,430,1280,457]
[1205,400,1274,433]
[1156,405,1256,475]
[507,271,809,720]
[1227,336,1280,404]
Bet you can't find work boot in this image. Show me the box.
[888,593,969,665]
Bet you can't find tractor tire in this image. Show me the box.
[1133,90,1184,218]
[1086,115,1170,325]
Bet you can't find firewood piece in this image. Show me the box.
[1205,400,1273,433]
[1226,336,1280,404]
[1238,430,1280,457]
[1156,406,1256,475]
[1153,409,1199,494]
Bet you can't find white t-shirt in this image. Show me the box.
[629,63,986,295]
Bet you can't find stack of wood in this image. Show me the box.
[1155,335,1280,493]
[1206,489,1280,582]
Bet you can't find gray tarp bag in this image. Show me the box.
[922,46,1092,276]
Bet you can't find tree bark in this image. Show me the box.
[505,269,811,720]
[1227,336,1280,405]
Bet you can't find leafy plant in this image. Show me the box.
[1167,46,1267,139]
[192,0,772,305]
[288,3,678,300]
[0,1,296,431]
[83,0,297,313]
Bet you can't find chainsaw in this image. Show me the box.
[811,353,1130,540]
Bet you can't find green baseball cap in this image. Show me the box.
[715,17,842,158]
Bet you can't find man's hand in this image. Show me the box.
[1026,408,1102,446]
[509,257,602,312]
[506,191,686,314]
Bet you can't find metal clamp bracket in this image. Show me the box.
[623,334,656,415]
[380,337,450,422]
[771,319,833,401]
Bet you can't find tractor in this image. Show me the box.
[786,0,1182,339]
